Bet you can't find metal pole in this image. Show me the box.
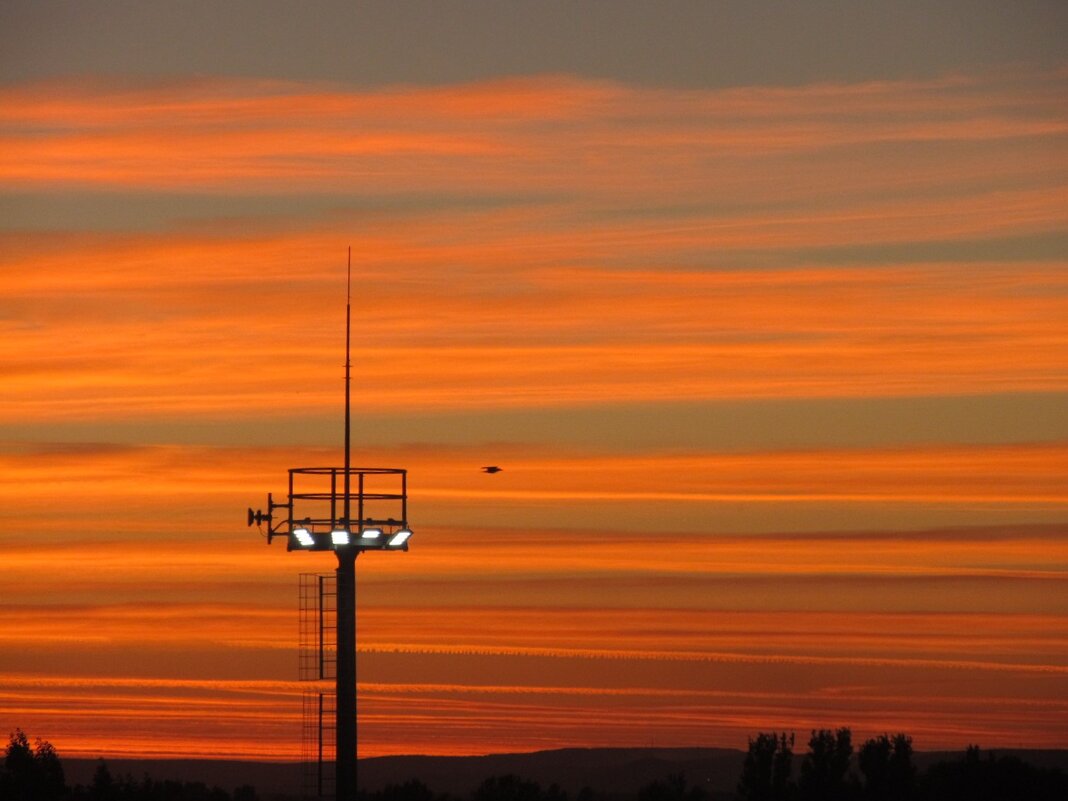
[336,247,357,801]
[335,548,357,800]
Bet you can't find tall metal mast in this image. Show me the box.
[248,248,413,801]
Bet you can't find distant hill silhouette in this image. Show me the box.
[360,747,746,798]
[60,747,1068,801]
[62,759,302,799]
[61,749,744,799]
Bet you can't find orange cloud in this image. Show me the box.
[3,519,1065,757]
[1,72,1065,195]
[3,442,1065,534]
[2,225,1065,421]
[2,71,1065,430]
[4,597,1066,758]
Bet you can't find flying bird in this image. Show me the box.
[481,466,502,474]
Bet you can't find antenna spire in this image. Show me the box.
[344,246,352,529]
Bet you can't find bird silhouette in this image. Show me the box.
[481,466,502,474]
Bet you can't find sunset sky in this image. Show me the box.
[1,1,1066,761]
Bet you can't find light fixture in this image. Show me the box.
[331,528,351,546]
[360,527,382,540]
[293,527,314,548]
[388,528,412,548]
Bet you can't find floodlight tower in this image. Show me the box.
[248,249,412,801]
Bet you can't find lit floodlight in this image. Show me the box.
[360,527,382,540]
[331,528,351,546]
[388,528,412,548]
[293,527,314,548]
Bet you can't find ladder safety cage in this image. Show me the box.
[299,573,337,681]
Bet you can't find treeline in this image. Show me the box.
[736,728,1068,801]
[351,737,1068,801]
[5,727,1068,801]
[354,732,1068,801]
[1,730,257,801]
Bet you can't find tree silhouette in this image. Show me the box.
[472,773,551,801]
[359,778,438,801]
[738,732,794,801]
[798,728,853,801]
[2,729,35,798]
[89,759,114,801]
[2,729,67,801]
[858,733,914,800]
[636,772,705,801]
[922,744,1068,801]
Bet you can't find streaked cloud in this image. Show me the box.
[2,239,1065,419]
[2,71,1065,194]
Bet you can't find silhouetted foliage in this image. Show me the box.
[79,773,200,801]
[2,729,68,801]
[858,733,914,800]
[471,773,561,801]
[358,778,440,801]
[798,728,854,801]
[737,732,793,801]
[637,772,705,801]
[8,725,1068,801]
[68,759,255,801]
[732,731,1068,801]
[89,760,115,801]
[920,744,1068,801]
[2,729,37,800]
[0,731,262,801]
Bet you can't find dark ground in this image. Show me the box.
[61,747,1068,801]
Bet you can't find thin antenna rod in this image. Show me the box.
[344,246,351,529]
